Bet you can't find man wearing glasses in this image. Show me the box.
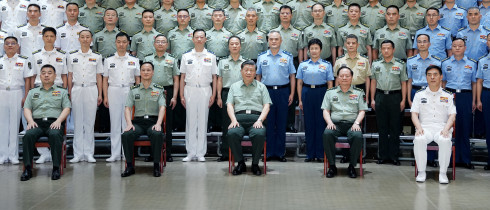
[413,8,452,60]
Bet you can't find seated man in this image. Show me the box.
[323,66,368,179]
[121,62,166,178]
[21,64,71,181]
[411,66,456,184]
[227,60,272,176]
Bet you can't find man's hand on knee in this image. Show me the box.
[27,121,38,130]
[50,121,62,130]
[327,123,336,130]
[228,121,240,129]
[152,124,162,132]
[415,128,424,136]
[351,124,361,132]
[440,129,450,138]
[124,124,135,132]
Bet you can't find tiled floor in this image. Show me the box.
[2,157,490,210]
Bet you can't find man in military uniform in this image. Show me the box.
[455,0,478,10]
[99,0,125,9]
[241,0,255,9]
[67,30,103,163]
[323,66,368,178]
[476,35,490,170]
[228,60,271,176]
[168,9,194,60]
[480,0,490,16]
[206,8,233,60]
[324,0,349,31]
[236,8,268,61]
[224,0,247,35]
[130,9,159,61]
[303,3,337,63]
[441,38,477,169]
[55,3,90,53]
[399,0,427,39]
[103,32,141,162]
[370,40,407,166]
[360,0,387,36]
[138,0,160,10]
[418,0,442,8]
[254,0,281,33]
[373,5,413,60]
[286,0,315,31]
[337,3,373,63]
[0,0,28,34]
[174,0,194,9]
[120,62,166,177]
[380,0,405,7]
[256,31,296,162]
[412,65,456,184]
[93,8,121,58]
[189,0,213,31]
[439,0,468,37]
[0,37,31,165]
[21,64,71,181]
[456,7,490,61]
[38,0,67,28]
[78,0,105,34]
[413,7,452,60]
[208,0,228,9]
[216,36,246,162]
[14,4,44,57]
[154,0,178,37]
[143,34,179,162]
[116,0,144,37]
[345,0,368,7]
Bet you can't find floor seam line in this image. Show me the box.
[29,181,68,210]
[238,175,247,210]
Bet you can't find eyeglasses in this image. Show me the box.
[155,41,167,44]
[312,9,324,13]
[177,15,189,19]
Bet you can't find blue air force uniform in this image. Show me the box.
[476,55,490,166]
[439,4,468,37]
[407,54,442,99]
[413,25,452,60]
[456,25,490,61]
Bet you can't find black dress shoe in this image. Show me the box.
[484,165,490,170]
[144,156,154,162]
[121,167,135,177]
[316,158,324,163]
[279,156,287,162]
[232,162,246,175]
[304,158,313,162]
[263,156,273,162]
[462,163,475,169]
[153,167,161,177]
[377,159,387,164]
[393,160,401,166]
[252,164,262,176]
[427,160,438,167]
[166,156,173,162]
[286,126,297,133]
[348,164,357,178]
[20,169,32,181]
[51,168,60,180]
[216,156,229,162]
[326,165,337,178]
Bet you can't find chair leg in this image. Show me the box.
[263,142,266,175]
[359,149,363,177]
[324,152,327,175]
[160,143,164,173]
[415,161,418,177]
[452,146,456,180]
[163,142,167,167]
[61,143,64,175]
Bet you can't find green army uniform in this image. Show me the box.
[380,0,405,8]
[205,27,233,59]
[345,0,368,7]
[371,58,407,161]
[92,27,121,58]
[303,22,338,59]
[154,6,178,37]
[337,22,373,56]
[418,0,442,9]
[189,4,214,31]
[22,86,71,168]
[122,83,166,165]
[241,0,256,9]
[272,25,304,59]
[399,3,426,38]
[254,0,281,33]
[226,79,272,164]
[208,0,229,9]
[98,0,125,10]
[373,25,413,60]
[218,55,246,158]
[167,26,194,60]
[130,28,159,61]
[223,4,247,35]
[333,53,371,86]
[144,53,179,157]
[78,5,105,34]
[322,85,368,167]
[287,0,315,30]
[324,2,349,31]
[174,0,194,9]
[360,2,387,35]
[116,4,144,37]
[316,0,333,6]
[236,28,268,60]
[70,0,85,7]
[138,0,160,10]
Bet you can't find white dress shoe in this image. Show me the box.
[439,173,449,184]
[87,157,96,163]
[416,171,426,183]
[198,157,206,162]
[0,158,6,165]
[106,156,120,162]
[10,159,19,165]
[70,157,80,163]
[35,156,46,164]
[182,156,191,162]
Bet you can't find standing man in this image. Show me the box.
[206,8,233,60]
[99,0,125,9]
[143,34,179,162]
[360,0,387,36]
[0,0,29,35]
[399,0,427,39]
[93,8,120,59]
[174,0,193,10]
[78,0,105,34]
[137,0,160,10]
[21,64,71,181]
[130,9,159,61]
[179,29,217,162]
[38,0,67,28]
[14,4,44,57]
[441,38,477,169]
[370,40,407,166]
[208,0,228,9]
[189,0,213,31]
[103,32,141,162]
[236,8,268,61]
[116,0,144,37]
[254,0,281,33]
[55,3,89,53]
[0,37,31,165]
[303,3,337,62]
[120,62,165,177]
[167,9,194,60]
[337,3,373,63]
[216,36,245,162]
[154,0,178,37]
[227,60,271,176]
[456,7,490,61]
[413,8,452,60]
[476,35,490,170]
[224,0,247,35]
[286,0,315,31]
[439,0,468,38]
[324,0,349,31]
[418,0,442,8]
[256,31,296,162]
[67,30,103,163]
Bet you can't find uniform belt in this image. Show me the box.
[303,83,327,88]
[266,84,289,89]
[109,83,132,87]
[483,87,490,91]
[186,83,210,87]
[35,117,57,121]
[412,85,426,90]
[134,115,158,120]
[334,120,353,124]
[236,110,261,115]
[0,86,22,90]
[445,88,471,93]
[74,82,97,87]
[376,89,401,95]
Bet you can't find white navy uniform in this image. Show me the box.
[0,0,29,35]
[14,23,44,56]
[55,22,89,53]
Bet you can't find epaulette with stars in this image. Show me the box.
[107,53,115,58]
[441,26,451,31]
[338,23,348,28]
[235,29,245,34]
[395,58,405,64]
[478,54,487,61]
[416,87,426,93]
[258,29,267,34]
[326,86,338,92]
[70,50,78,54]
[360,54,368,59]
[456,5,466,10]
[293,26,302,31]
[131,84,141,89]
[326,23,335,29]
[184,49,192,54]
[361,23,370,28]
[207,50,215,55]
[80,23,90,28]
[442,88,453,94]
[407,55,416,60]
[336,54,346,60]
[56,85,67,89]
[17,23,27,28]
[457,27,466,32]
[18,55,28,59]
[485,26,490,31]
[353,86,363,92]
[93,51,101,55]
[431,55,441,61]
[282,50,292,56]
[469,58,477,63]
[56,23,65,29]
[57,49,66,54]
[129,54,137,58]
[441,57,450,63]
[415,25,426,31]
[153,83,163,89]
[94,29,102,34]
[257,50,267,56]
[32,49,41,55]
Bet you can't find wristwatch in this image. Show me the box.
[354,121,360,125]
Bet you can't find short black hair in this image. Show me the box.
[177,9,189,15]
[348,3,361,11]
[426,7,439,15]
[66,2,79,9]
[311,3,324,11]
[154,34,167,40]
[453,37,466,46]
[346,34,358,42]
[42,27,57,36]
[386,5,399,13]
[426,65,442,75]
[308,38,322,50]
[41,64,56,73]
[416,34,430,43]
[381,40,395,49]
[279,5,292,14]
[116,32,130,41]
[28,3,41,11]
[4,36,18,43]
[228,35,241,45]
[141,62,154,70]
[104,8,118,16]
[212,8,225,15]
[142,9,154,17]
[193,29,206,37]
[337,66,353,77]
[79,29,92,37]
[241,60,256,70]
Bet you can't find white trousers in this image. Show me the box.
[0,89,22,162]
[414,125,452,173]
[72,85,98,159]
[108,86,129,158]
[184,85,211,157]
